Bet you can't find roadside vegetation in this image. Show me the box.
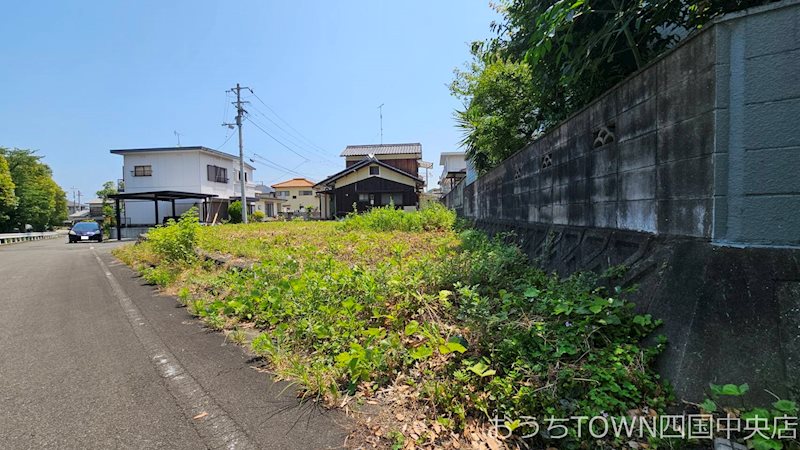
[0,148,67,232]
[453,0,773,174]
[114,204,684,448]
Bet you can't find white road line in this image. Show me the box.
[92,249,256,450]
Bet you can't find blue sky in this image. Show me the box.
[0,1,497,201]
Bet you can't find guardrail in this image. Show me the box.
[0,232,61,245]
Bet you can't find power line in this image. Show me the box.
[249,152,297,172]
[245,115,310,162]
[248,154,306,178]
[215,130,234,150]
[267,162,309,185]
[247,91,336,157]
[246,104,313,151]
[246,113,340,169]
[213,92,235,151]
[246,104,338,166]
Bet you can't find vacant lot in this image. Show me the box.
[114,206,670,449]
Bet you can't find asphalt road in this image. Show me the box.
[0,238,350,449]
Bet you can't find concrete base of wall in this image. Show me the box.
[110,227,151,240]
[470,219,800,402]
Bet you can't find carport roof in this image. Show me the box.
[108,190,217,201]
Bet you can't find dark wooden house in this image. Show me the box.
[314,143,424,218]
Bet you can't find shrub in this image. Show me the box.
[340,202,456,232]
[228,201,242,223]
[147,208,199,264]
[251,210,265,222]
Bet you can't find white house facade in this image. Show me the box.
[110,146,257,225]
[438,151,467,194]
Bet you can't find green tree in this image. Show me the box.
[452,57,540,174]
[96,181,118,235]
[0,148,66,231]
[0,153,17,229]
[228,201,242,224]
[455,0,771,173]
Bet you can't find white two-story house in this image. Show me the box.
[438,151,467,195]
[110,146,257,225]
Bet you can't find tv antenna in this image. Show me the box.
[377,103,384,144]
[174,130,182,147]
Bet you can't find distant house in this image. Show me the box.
[65,200,90,224]
[87,198,106,219]
[67,200,87,215]
[253,185,286,218]
[314,143,425,218]
[438,151,467,194]
[271,178,317,213]
[110,146,257,225]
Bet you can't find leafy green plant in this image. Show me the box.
[339,202,455,232]
[228,201,242,224]
[227,328,247,345]
[251,210,265,222]
[701,383,799,450]
[147,208,200,264]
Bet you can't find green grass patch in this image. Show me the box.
[114,205,671,448]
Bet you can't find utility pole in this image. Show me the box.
[69,186,77,210]
[223,83,250,224]
[378,103,384,144]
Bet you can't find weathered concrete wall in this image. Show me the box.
[713,2,800,246]
[444,1,800,402]
[446,0,800,247]
[470,220,800,402]
[448,25,718,238]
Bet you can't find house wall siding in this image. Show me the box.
[119,149,256,225]
[346,157,419,175]
[331,177,417,216]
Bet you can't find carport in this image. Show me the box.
[108,191,217,241]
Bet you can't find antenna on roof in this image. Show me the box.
[174,130,182,147]
[377,104,384,145]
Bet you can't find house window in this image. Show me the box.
[133,165,152,177]
[300,190,313,196]
[369,166,380,175]
[381,193,403,206]
[266,203,274,217]
[237,171,249,181]
[358,193,369,202]
[207,165,228,183]
[276,190,289,197]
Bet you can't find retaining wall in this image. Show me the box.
[444,1,800,401]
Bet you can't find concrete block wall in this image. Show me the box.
[712,1,800,246]
[439,1,800,402]
[445,0,800,248]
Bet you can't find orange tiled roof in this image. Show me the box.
[271,177,315,188]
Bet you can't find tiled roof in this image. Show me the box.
[271,177,316,188]
[340,143,422,157]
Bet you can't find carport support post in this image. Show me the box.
[115,198,122,241]
[154,196,159,226]
[171,199,176,220]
